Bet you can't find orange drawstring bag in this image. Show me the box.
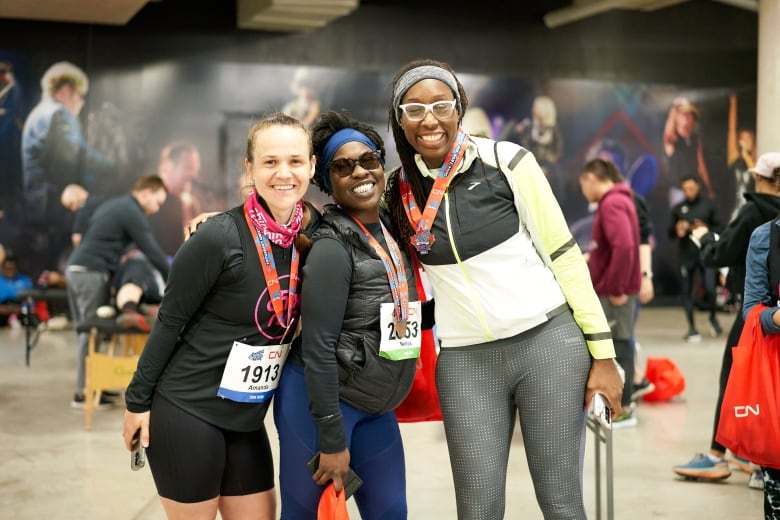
[318,483,350,520]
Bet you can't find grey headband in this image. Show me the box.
[392,65,462,122]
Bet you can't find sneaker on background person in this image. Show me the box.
[684,328,701,342]
[8,313,21,329]
[673,453,731,481]
[116,306,151,333]
[631,377,656,402]
[748,469,765,490]
[708,315,723,337]
[611,406,638,429]
[139,303,160,320]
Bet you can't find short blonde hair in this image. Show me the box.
[41,61,88,98]
[532,96,557,127]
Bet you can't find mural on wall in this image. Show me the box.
[0,52,757,299]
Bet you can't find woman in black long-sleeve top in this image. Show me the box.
[122,113,319,520]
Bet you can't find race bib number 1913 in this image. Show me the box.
[217,341,290,403]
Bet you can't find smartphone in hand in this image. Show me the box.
[306,452,363,498]
[590,393,612,430]
[130,431,146,471]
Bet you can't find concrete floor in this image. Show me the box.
[0,307,764,519]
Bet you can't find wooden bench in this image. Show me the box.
[77,318,148,431]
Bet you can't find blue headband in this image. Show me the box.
[320,128,379,192]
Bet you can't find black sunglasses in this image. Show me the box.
[328,150,382,178]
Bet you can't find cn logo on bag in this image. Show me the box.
[734,404,760,418]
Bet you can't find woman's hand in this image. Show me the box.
[312,449,351,492]
[184,212,220,240]
[584,358,624,419]
[122,410,150,450]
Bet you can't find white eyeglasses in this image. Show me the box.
[398,100,457,122]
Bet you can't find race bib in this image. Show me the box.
[379,301,422,360]
[217,341,290,403]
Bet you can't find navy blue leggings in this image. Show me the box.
[273,363,407,519]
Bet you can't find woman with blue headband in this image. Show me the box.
[384,58,624,519]
[273,109,433,519]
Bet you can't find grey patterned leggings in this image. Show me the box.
[436,311,592,520]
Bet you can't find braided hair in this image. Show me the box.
[385,59,469,247]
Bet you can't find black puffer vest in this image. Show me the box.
[313,205,418,414]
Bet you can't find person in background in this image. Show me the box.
[66,175,169,409]
[148,141,203,259]
[60,183,103,248]
[663,97,713,206]
[122,113,318,520]
[726,93,756,220]
[274,109,431,518]
[383,58,622,520]
[502,95,565,202]
[739,205,780,518]
[668,175,724,342]
[0,255,33,328]
[109,249,165,333]
[0,59,25,216]
[579,158,641,427]
[589,140,656,402]
[673,152,780,489]
[282,67,321,129]
[22,61,113,276]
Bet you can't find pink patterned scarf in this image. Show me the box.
[244,190,303,248]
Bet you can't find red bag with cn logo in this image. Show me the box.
[716,304,780,468]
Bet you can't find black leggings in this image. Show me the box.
[680,260,717,328]
[710,310,743,454]
[147,393,275,503]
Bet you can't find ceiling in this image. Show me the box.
[0,0,759,31]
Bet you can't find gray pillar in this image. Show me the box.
[756,0,780,154]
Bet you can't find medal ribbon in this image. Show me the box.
[350,216,410,325]
[398,128,468,253]
[243,201,300,330]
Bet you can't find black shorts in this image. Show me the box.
[114,256,163,304]
[146,393,275,503]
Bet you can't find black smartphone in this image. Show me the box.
[130,432,146,471]
[306,452,363,499]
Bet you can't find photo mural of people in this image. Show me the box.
[0,54,30,256]
[663,97,713,206]
[0,53,756,298]
[19,61,115,277]
[726,93,757,221]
